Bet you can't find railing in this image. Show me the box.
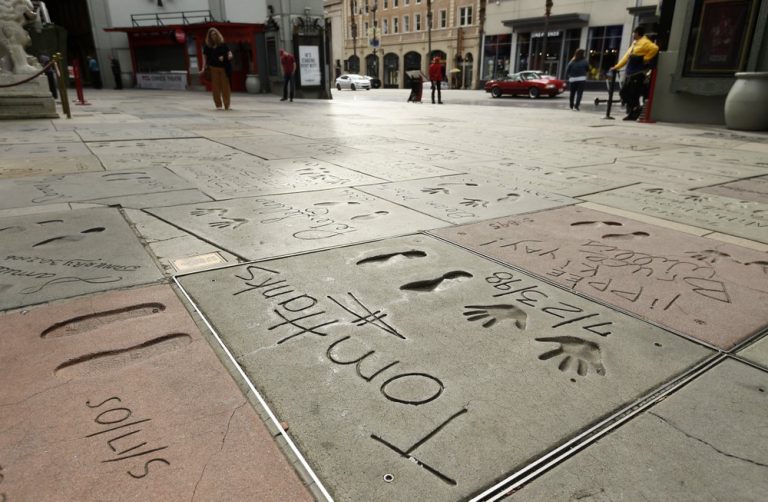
[131,10,215,27]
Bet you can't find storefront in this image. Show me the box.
[106,22,264,92]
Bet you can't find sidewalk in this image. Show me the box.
[1,89,766,501]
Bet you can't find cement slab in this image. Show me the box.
[507,358,768,502]
[365,142,498,164]
[83,189,213,210]
[738,335,768,369]
[0,168,194,210]
[0,141,93,159]
[176,234,711,502]
[167,158,383,199]
[216,136,368,160]
[0,155,103,179]
[358,175,577,223]
[584,184,768,243]
[577,162,734,189]
[625,148,768,178]
[314,152,459,181]
[122,208,240,276]
[431,205,768,350]
[460,164,634,197]
[147,188,446,260]
[0,285,311,501]
[87,138,236,169]
[568,136,675,152]
[697,176,768,204]
[0,207,162,311]
[0,131,82,145]
[76,126,198,142]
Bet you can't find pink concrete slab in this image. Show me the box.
[698,176,768,204]
[0,284,311,502]
[431,206,768,350]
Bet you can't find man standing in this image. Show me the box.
[611,26,659,121]
[109,55,122,90]
[429,56,443,104]
[87,56,102,89]
[280,49,296,102]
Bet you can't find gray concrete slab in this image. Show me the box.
[313,152,459,181]
[216,136,370,160]
[625,148,768,178]
[87,138,237,169]
[738,335,768,370]
[0,168,194,210]
[76,126,198,142]
[166,158,383,199]
[698,176,768,204]
[584,184,768,243]
[84,189,214,209]
[577,162,735,189]
[567,136,678,153]
[147,188,446,260]
[458,163,634,197]
[507,358,768,502]
[431,205,768,350]
[0,207,162,311]
[0,131,82,145]
[0,284,312,501]
[365,141,499,164]
[176,234,711,502]
[358,175,577,223]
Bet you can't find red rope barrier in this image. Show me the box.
[0,61,55,88]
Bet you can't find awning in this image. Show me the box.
[502,13,589,32]
[627,5,659,25]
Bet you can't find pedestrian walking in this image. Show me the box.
[611,26,659,121]
[429,56,444,104]
[109,55,122,90]
[87,55,102,89]
[38,53,57,99]
[565,48,588,111]
[280,49,296,102]
[201,28,233,110]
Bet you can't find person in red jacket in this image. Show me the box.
[429,56,444,104]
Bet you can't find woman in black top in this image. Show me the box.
[201,28,233,110]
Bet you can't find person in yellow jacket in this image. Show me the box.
[611,26,659,120]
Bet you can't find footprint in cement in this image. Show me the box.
[570,221,623,228]
[601,231,650,241]
[400,271,473,292]
[356,250,427,266]
[0,225,25,234]
[496,193,520,203]
[351,211,389,221]
[33,227,106,247]
[314,201,361,206]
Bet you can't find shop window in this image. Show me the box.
[587,25,622,80]
[459,6,472,26]
[482,34,512,80]
[366,54,379,78]
[383,52,399,87]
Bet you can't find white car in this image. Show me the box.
[335,74,371,91]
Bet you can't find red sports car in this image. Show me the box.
[484,71,566,99]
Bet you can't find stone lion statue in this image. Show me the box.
[0,0,42,74]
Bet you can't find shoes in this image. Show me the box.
[290,99,293,102]
[622,115,635,121]
[575,107,580,111]
[280,98,287,101]
[438,102,443,104]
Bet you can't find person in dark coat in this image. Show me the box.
[38,53,57,99]
[109,55,122,90]
[565,48,588,110]
[429,56,444,104]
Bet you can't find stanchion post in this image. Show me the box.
[637,68,658,124]
[53,53,71,119]
[604,70,617,120]
[72,58,90,105]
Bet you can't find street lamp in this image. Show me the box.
[350,0,358,71]
[427,0,432,65]
[541,0,553,72]
[371,1,378,56]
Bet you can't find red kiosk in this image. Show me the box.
[106,21,264,92]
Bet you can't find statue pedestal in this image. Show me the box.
[0,74,58,119]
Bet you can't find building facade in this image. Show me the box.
[482,0,659,84]
[333,0,484,89]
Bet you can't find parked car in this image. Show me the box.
[335,74,372,90]
[484,72,566,99]
[366,76,382,88]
